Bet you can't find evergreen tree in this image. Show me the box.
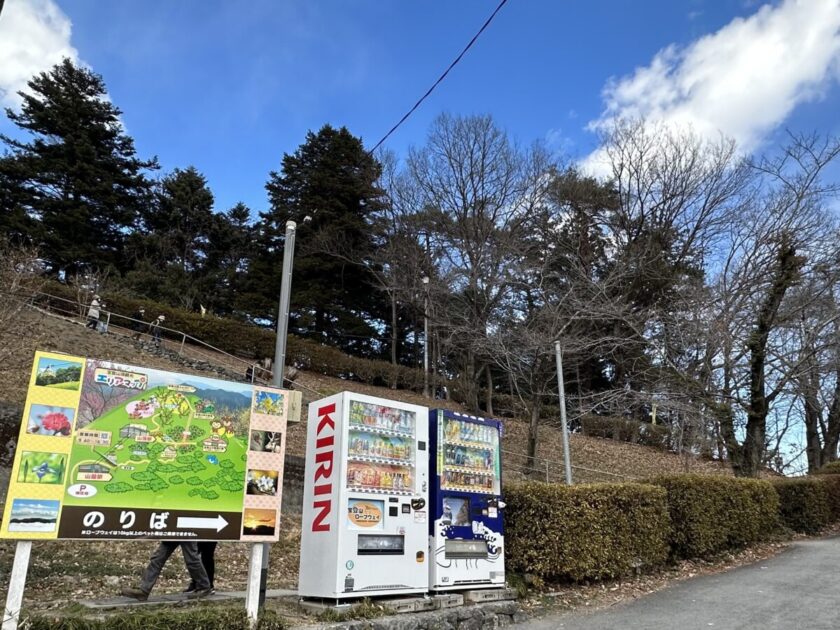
[250,125,385,354]
[0,58,157,274]
[126,166,214,309]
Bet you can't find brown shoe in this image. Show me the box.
[121,587,149,601]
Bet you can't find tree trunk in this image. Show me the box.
[526,403,541,478]
[486,367,494,416]
[390,292,398,389]
[738,236,803,477]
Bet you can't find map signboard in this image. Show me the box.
[0,351,291,542]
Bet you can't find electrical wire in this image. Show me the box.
[369,0,509,154]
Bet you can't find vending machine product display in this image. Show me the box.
[429,409,505,590]
[298,392,430,599]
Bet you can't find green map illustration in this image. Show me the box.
[64,364,253,513]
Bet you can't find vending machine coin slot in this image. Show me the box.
[402,504,410,514]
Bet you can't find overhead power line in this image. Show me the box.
[369,0,509,154]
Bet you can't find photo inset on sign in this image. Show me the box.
[242,508,277,536]
[442,496,471,527]
[253,390,284,416]
[249,430,283,453]
[27,404,75,436]
[34,356,83,390]
[8,499,60,532]
[17,451,67,484]
[246,469,279,496]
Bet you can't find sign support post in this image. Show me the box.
[246,220,296,624]
[3,541,32,630]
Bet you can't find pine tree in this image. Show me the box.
[0,58,157,274]
[250,125,386,354]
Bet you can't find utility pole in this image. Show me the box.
[554,340,573,485]
[422,276,430,397]
[246,220,296,624]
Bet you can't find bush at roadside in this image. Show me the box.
[772,477,831,534]
[505,481,670,581]
[650,475,779,559]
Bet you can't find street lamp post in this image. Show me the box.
[422,276,430,398]
[554,340,573,485]
[246,220,296,624]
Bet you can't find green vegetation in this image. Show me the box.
[504,482,670,581]
[20,608,286,630]
[772,478,830,534]
[650,475,779,560]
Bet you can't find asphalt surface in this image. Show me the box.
[520,538,840,630]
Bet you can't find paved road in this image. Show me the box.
[521,538,840,630]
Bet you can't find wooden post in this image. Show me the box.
[3,541,32,630]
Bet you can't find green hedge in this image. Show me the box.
[505,482,669,581]
[812,460,840,475]
[772,478,830,534]
[816,474,840,522]
[650,475,779,559]
[36,281,427,391]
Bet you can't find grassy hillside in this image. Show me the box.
[1,306,730,486]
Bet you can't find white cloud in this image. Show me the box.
[0,0,80,109]
[586,0,840,164]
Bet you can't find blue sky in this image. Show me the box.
[2,0,840,215]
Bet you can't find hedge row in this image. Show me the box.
[772,477,831,534]
[505,482,670,581]
[36,281,427,391]
[650,475,779,559]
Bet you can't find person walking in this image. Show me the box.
[121,541,213,601]
[184,541,218,593]
[85,295,101,329]
[149,314,165,347]
[130,307,146,340]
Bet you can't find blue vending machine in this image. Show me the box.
[429,409,505,591]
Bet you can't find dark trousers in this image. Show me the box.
[140,541,210,594]
[85,317,98,329]
[188,542,218,589]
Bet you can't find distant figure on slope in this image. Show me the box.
[85,295,101,329]
[149,315,165,347]
[130,306,146,340]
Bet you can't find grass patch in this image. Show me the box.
[20,607,287,629]
[315,598,389,622]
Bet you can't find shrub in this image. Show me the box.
[650,475,779,559]
[816,474,840,522]
[772,477,830,534]
[505,481,670,581]
[812,460,840,475]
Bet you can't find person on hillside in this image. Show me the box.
[183,542,218,593]
[149,314,165,347]
[130,307,146,340]
[85,295,101,329]
[121,541,213,601]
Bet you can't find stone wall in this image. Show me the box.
[282,454,306,515]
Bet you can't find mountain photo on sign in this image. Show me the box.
[8,499,60,532]
[34,357,83,390]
